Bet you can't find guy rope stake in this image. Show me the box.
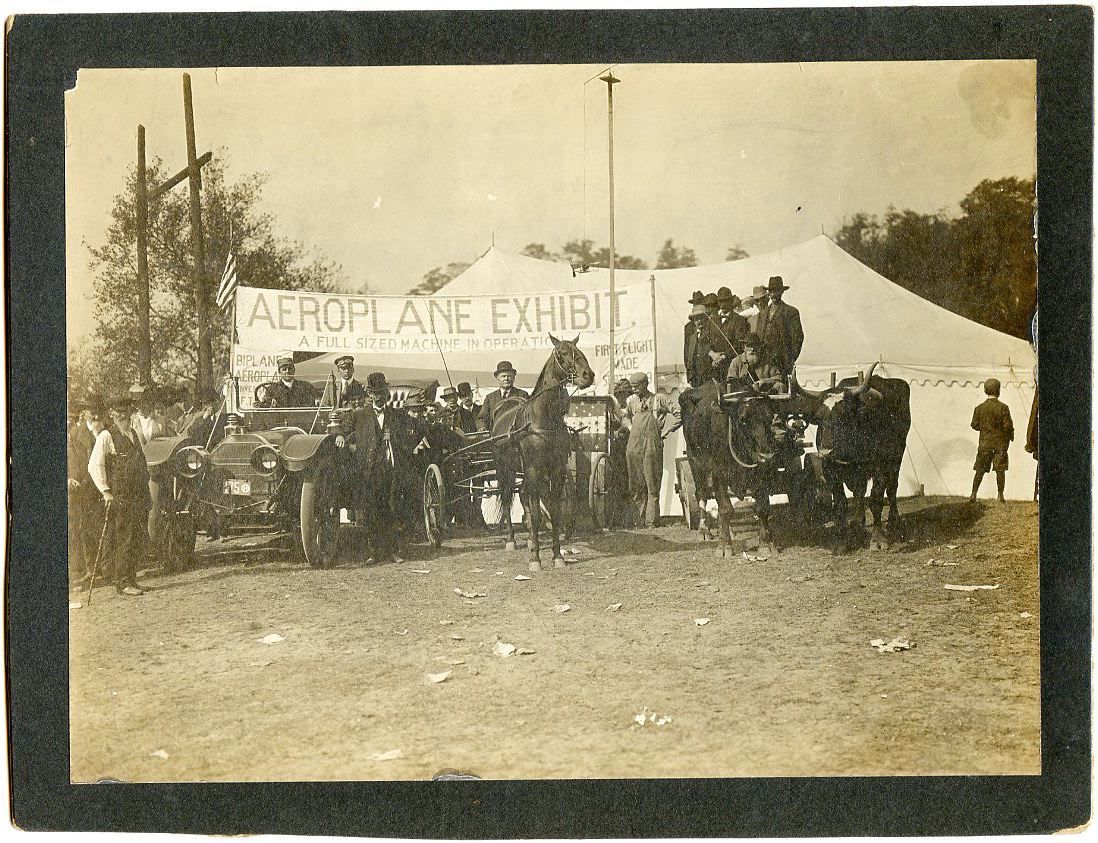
[85,500,113,607]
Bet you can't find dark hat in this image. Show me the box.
[456,381,473,397]
[743,332,762,348]
[703,293,719,308]
[688,290,706,305]
[613,377,633,394]
[402,389,427,408]
[334,355,354,367]
[767,275,789,292]
[440,386,458,400]
[365,372,389,393]
[494,360,516,376]
[108,394,135,411]
[716,286,735,305]
[983,378,1001,396]
[276,352,295,367]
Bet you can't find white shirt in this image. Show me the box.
[88,427,137,494]
[133,414,159,444]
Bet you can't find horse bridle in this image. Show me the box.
[553,342,581,386]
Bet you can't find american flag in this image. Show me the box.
[215,248,238,310]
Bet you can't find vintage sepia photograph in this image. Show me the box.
[63,59,1041,784]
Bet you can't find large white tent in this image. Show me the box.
[441,236,1037,504]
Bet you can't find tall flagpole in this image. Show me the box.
[600,72,620,392]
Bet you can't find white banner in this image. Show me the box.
[232,284,656,397]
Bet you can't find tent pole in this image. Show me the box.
[649,273,658,386]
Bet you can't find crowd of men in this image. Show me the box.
[68,270,1032,591]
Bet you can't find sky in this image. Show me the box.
[65,60,1036,345]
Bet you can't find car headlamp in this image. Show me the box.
[176,446,209,478]
[250,445,280,476]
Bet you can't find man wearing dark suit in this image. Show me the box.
[331,355,366,408]
[683,305,715,388]
[476,361,530,432]
[754,275,804,378]
[68,398,104,585]
[682,290,706,376]
[335,371,416,563]
[255,353,320,408]
[455,382,481,434]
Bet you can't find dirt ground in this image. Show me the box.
[69,496,1040,782]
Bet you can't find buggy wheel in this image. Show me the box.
[300,460,340,568]
[423,463,445,549]
[676,458,701,530]
[588,452,609,529]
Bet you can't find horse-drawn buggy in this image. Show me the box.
[422,392,619,548]
[144,374,439,571]
[422,334,598,571]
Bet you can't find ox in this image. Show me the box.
[792,362,911,552]
[680,381,793,558]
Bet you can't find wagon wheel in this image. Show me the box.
[588,452,610,530]
[423,463,446,549]
[149,478,197,574]
[676,458,702,531]
[300,460,340,568]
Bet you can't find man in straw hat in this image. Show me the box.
[476,360,530,432]
[754,275,804,378]
[87,394,152,595]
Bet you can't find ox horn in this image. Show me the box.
[790,369,826,400]
[848,362,879,397]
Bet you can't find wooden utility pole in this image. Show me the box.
[600,72,620,391]
[134,72,213,392]
[135,125,151,385]
[183,73,212,395]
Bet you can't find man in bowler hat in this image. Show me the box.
[335,372,416,563]
[476,361,530,432]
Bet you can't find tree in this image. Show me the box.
[560,239,648,271]
[833,177,1035,338]
[83,152,343,394]
[725,245,750,262]
[655,239,698,269]
[409,262,471,296]
[520,243,557,261]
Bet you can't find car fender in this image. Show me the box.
[281,432,336,472]
[144,435,194,474]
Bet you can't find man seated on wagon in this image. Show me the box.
[476,361,530,432]
[255,353,320,408]
[726,333,785,396]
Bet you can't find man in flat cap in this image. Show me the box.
[476,361,530,433]
[754,276,804,381]
[969,378,1014,502]
[255,353,320,408]
[622,371,680,529]
[87,395,151,595]
[331,355,366,408]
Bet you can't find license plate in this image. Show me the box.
[224,479,252,496]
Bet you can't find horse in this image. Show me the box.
[491,335,595,571]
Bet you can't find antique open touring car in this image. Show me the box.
[145,374,438,570]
